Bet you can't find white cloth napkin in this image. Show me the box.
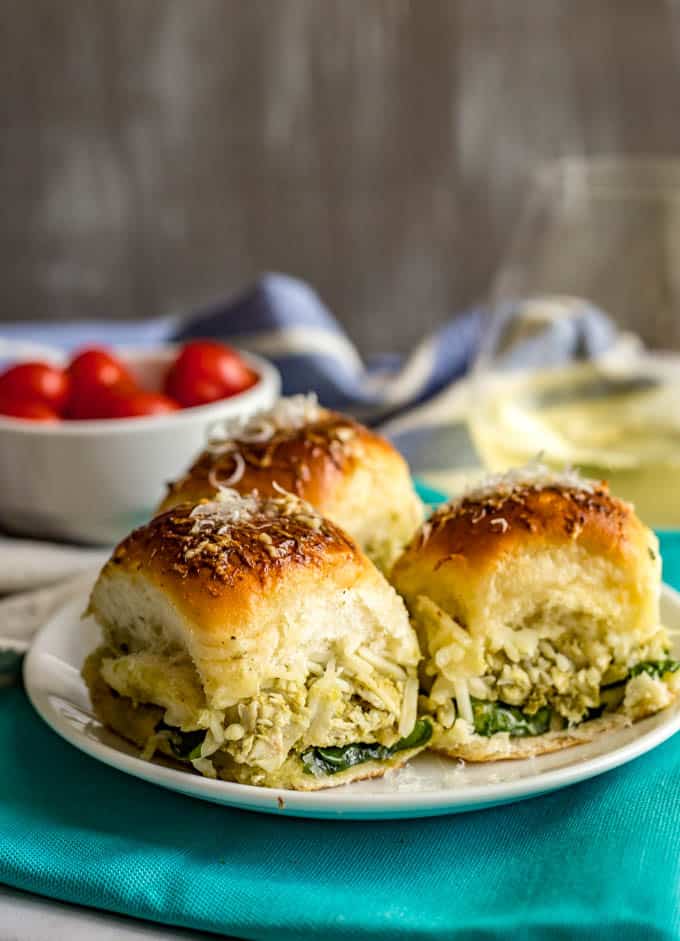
[0,538,107,682]
[0,537,107,595]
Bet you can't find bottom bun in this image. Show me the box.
[221,748,418,792]
[430,699,676,762]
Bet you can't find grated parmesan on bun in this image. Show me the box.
[157,394,423,573]
[83,489,430,790]
[391,464,679,761]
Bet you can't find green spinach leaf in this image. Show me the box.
[157,721,206,760]
[301,718,432,776]
[471,698,551,738]
[629,659,680,679]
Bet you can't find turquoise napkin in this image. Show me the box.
[2,526,680,938]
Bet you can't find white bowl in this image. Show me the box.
[0,346,280,544]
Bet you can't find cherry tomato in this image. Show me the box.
[0,362,70,412]
[67,347,133,391]
[0,396,60,422]
[66,347,135,419]
[106,390,180,419]
[65,385,129,420]
[164,341,257,408]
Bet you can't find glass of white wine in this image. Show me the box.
[469,157,680,528]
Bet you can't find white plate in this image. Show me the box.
[24,586,680,820]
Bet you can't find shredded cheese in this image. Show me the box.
[359,648,407,682]
[454,461,597,507]
[453,678,473,723]
[208,452,246,487]
[206,393,322,452]
[398,675,419,737]
[191,756,217,778]
[188,487,323,538]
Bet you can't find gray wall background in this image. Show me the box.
[3,0,680,354]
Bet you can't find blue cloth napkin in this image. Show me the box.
[0,276,615,425]
[2,521,680,940]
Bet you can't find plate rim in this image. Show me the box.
[23,584,680,819]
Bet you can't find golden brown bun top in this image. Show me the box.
[394,473,651,578]
[106,490,365,636]
[160,405,396,513]
[157,396,423,573]
[92,487,419,710]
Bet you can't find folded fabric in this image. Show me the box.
[0,275,616,423]
[2,530,680,941]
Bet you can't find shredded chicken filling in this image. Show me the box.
[413,595,677,735]
[99,640,418,778]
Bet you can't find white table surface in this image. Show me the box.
[0,886,234,940]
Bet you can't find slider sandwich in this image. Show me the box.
[83,489,430,789]
[159,394,423,572]
[391,466,679,760]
